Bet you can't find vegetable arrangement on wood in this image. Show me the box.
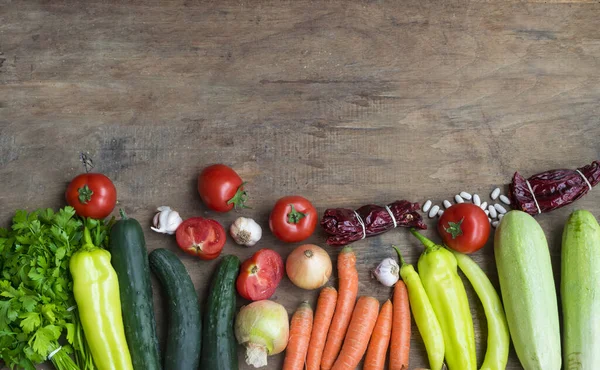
[1,160,599,370]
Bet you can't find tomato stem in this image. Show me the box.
[444,217,464,239]
[77,184,94,204]
[287,204,306,224]
[226,182,251,210]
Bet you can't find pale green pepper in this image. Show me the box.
[411,229,477,370]
[450,249,510,370]
[70,228,133,370]
[394,246,445,370]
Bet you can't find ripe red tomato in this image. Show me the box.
[236,249,284,301]
[197,164,248,212]
[65,173,117,219]
[176,217,226,260]
[437,203,490,254]
[269,196,317,243]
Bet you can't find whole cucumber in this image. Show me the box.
[494,210,561,370]
[562,209,600,370]
[149,248,202,370]
[200,255,241,370]
[109,212,161,370]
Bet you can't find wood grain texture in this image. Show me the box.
[1,0,599,369]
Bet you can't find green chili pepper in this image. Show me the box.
[70,228,134,370]
[450,249,510,370]
[393,246,445,370]
[410,229,477,370]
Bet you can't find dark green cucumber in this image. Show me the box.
[149,248,202,370]
[108,211,161,370]
[200,255,241,370]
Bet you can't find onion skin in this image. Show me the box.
[286,244,332,290]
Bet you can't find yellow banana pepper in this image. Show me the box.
[70,228,133,370]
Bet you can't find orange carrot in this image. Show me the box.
[331,296,380,370]
[306,287,338,370]
[364,299,393,370]
[390,280,411,370]
[282,301,314,370]
[321,247,359,370]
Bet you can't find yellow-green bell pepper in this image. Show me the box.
[70,228,133,370]
[410,229,477,370]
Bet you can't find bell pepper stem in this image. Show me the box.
[410,228,440,252]
[81,227,98,251]
[392,245,407,266]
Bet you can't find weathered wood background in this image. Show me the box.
[2,0,600,369]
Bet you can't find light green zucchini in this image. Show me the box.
[561,209,600,370]
[494,210,561,370]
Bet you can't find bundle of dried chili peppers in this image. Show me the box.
[320,200,426,246]
[510,160,600,216]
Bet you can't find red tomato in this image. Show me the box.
[437,203,490,254]
[65,173,117,219]
[197,164,248,212]
[269,196,317,243]
[236,249,284,301]
[176,217,226,260]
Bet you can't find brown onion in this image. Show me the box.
[286,244,332,290]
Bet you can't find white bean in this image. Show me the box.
[491,187,501,200]
[423,200,432,213]
[499,194,511,205]
[492,221,499,228]
[494,203,507,214]
[488,217,492,223]
[455,195,464,203]
[473,194,481,206]
[498,213,504,221]
[438,209,444,217]
[484,209,490,216]
[429,205,440,218]
[480,201,488,210]
[459,191,472,200]
[488,205,497,218]
[443,200,452,209]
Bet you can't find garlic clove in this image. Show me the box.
[165,211,183,234]
[151,206,182,235]
[373,258,400,287]
[230,217,262,247]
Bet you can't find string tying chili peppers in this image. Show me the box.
[321,200,426,246]
[510,160,600,216]
[385,205,398,228]
[353,210,367,240]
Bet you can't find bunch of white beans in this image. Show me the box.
[422,187,511,228]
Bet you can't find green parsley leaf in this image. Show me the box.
[30,324,61,356]
[19,312,41,334]
[65,323,75,344]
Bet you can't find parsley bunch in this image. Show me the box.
[0,207,112,370]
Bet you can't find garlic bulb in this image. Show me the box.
[373,258,400,287]
[230,217,262,247]
[151,206,182,235]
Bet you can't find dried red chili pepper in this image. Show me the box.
[320,200,427,246]
[510,160,600,216]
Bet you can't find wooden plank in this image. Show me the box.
[1,0,600,369]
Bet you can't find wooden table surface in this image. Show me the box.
[2,0,600,369]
